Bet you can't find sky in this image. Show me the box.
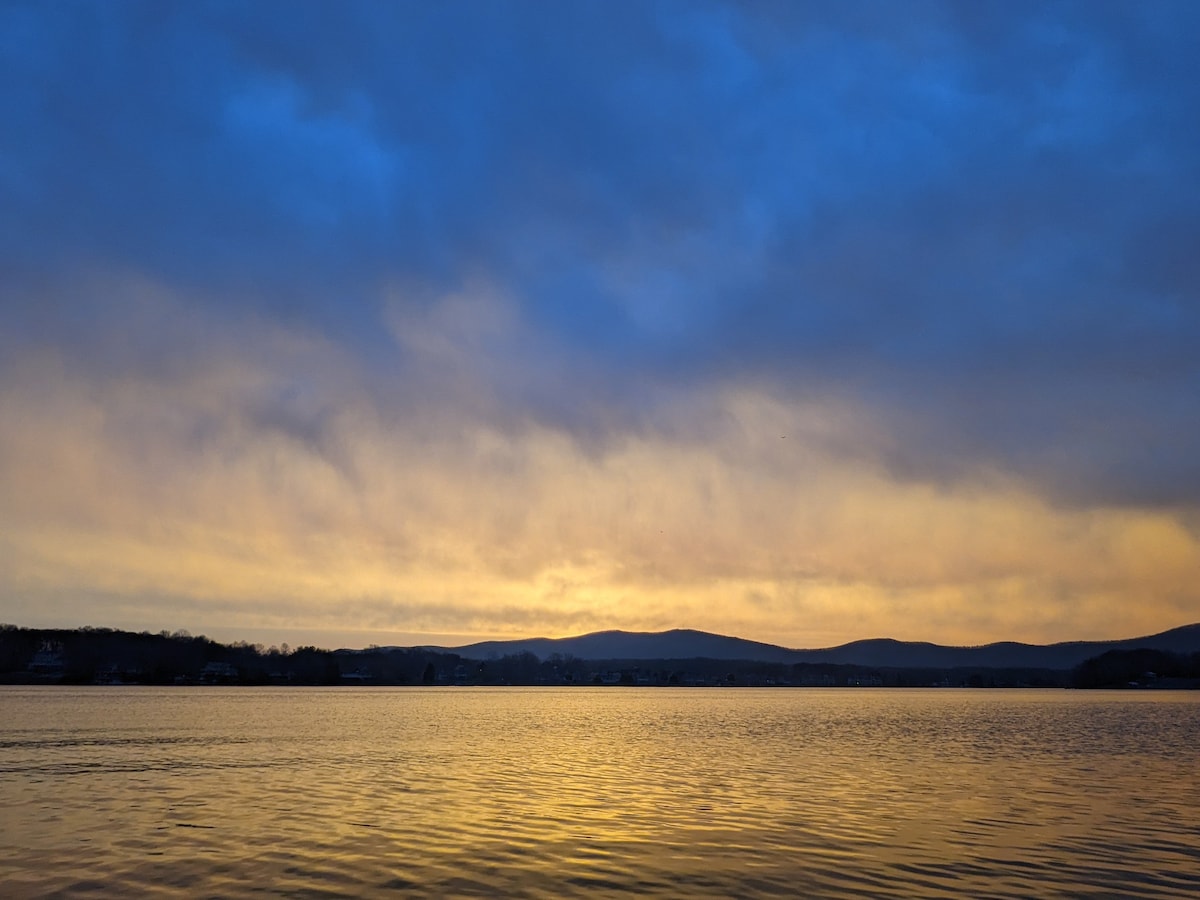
[2,0,1199,651]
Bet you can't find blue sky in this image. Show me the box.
[2,1,1198,649]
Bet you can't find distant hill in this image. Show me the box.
[427,623,1200,671]
[435,629,800,664]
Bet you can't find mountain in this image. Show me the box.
[441,629,800,664]
[429,623,1200,671]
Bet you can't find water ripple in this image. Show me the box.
[1,687,1198,897]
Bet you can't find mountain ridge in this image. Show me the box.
[414,623,1200,671]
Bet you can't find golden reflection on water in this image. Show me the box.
[1,687,1198,897]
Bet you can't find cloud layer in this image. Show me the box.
[2,1,1198,648]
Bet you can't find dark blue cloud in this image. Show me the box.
[3,0,1199,506]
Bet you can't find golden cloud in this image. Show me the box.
[1,284,1196,649]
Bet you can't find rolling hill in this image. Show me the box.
[426,623,1200,671]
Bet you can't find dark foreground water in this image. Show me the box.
[1,687,1198,898]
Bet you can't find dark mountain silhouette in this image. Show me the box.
[5,622,1197,688]
[430,623,1200,671]
[433,629,799,664]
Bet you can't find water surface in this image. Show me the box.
[2,687,1198,897]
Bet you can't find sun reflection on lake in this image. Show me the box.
[1,687,1198,897]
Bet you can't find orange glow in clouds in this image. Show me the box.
[1,286,1195,650]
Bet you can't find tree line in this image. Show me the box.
[1069,648,1200,689]
[5,625,1193,688]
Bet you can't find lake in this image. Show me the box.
[1,687,1198,897]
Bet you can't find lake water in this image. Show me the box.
[1,687,1198,898]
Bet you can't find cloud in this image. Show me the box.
[3,282,1198,647]
[1,2,1198,645]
